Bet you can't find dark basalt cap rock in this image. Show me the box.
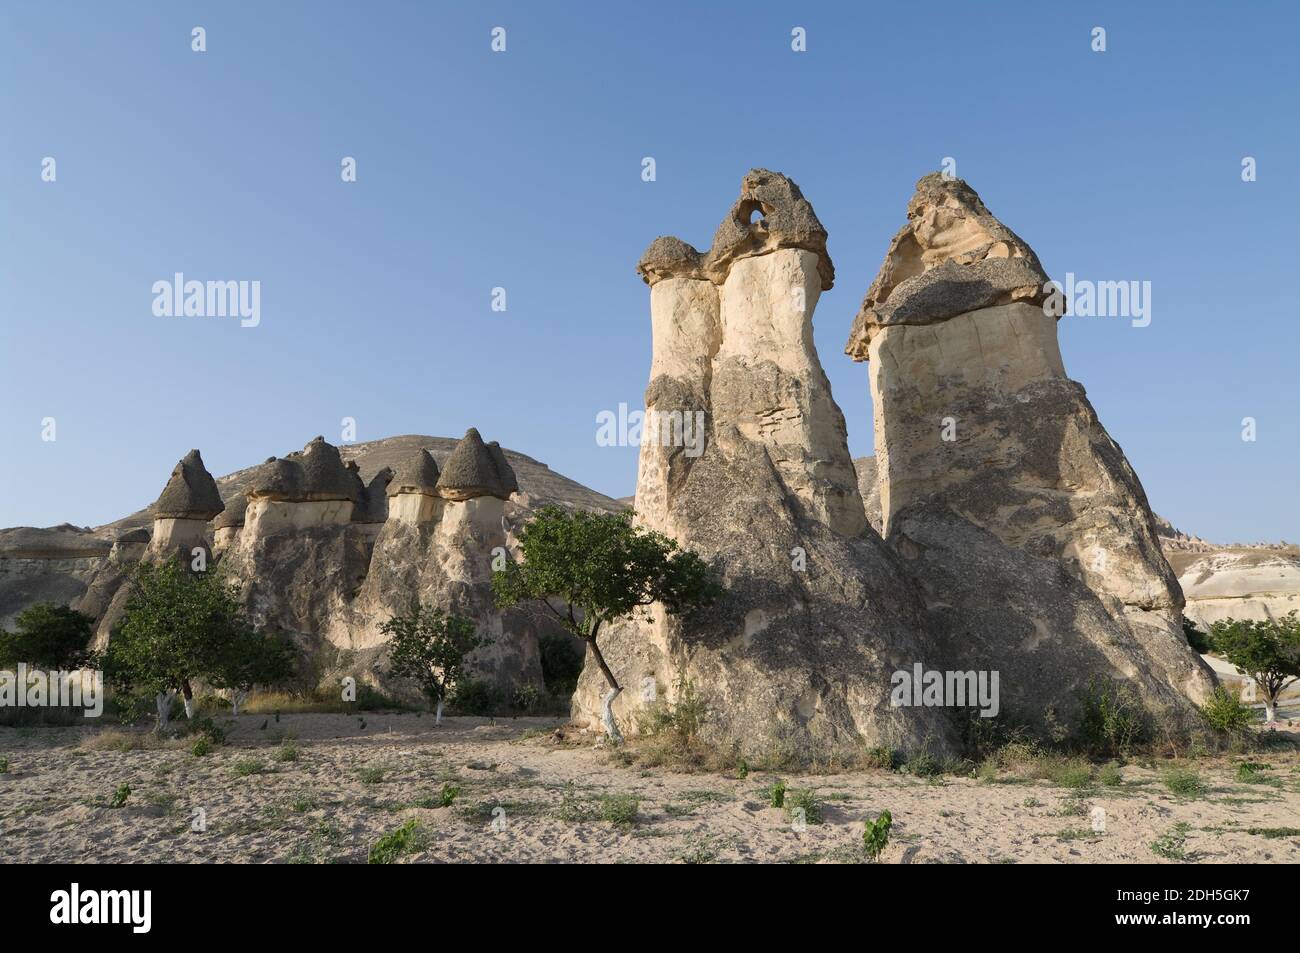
[248,456,306,501]
[637,236,706,286]
[300,436,359,502]
[636,168,833,290]
[387,449,441,497]
[153,449,225,520]
[114,527,152,546]
[487,441,519,495]
[706,168,833,289]
[353,467,394,523]
[845,173,1050,360]
[436,428,509,500]
[212,492,250,530]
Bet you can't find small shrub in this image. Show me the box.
[1234,761,1270,784]
[1150,821,1191,860]
[0,757,10,774]
[449,679,502,717]
[511,681,543,714]
[274,742,299,763]
[1161,765,1208,798]
[862,746,896,770]
[1098,762,1123,786]
[368,820,426,864]
[1022,796,1042,808]
[358,766,384,785]
[191,737,212,758]
[1201,686,1256,735]
[900,750,942,778]
[765,780,787,808]
[1048,760,1094,789]
[785,788,823,826]
[232,759,264,777]
[437,782,461,807]
[599,793,639,827]
[1077,677,1147,756]
[109,784,131,808]
[734,756,749,780]
[1244,826,1300,838]
[862,810,892,862]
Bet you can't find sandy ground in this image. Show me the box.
[1,713,1298,864]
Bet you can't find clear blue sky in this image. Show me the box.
[2,1,1296,543]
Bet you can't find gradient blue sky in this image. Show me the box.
[2,1,1296,542]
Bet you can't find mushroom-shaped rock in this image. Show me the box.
[353,467,394,523]
[706,168,833,290]
[248,457,306,501]
[153,450,224,520]
[844,173,1049,360]
[300,436,359,501]
[386,449,441,497]
[436,428,508,501]
[487,442,519,496]
[212,492,250,531]
[637,236,706,286]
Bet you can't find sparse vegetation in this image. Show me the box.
[862,810,892,862]
[1201,685,1257,735]
[1150,821,1191,860]
[368,820,427,864]
[1077,677,1147,756]
[109,784,131,808]
[1161,765,1209,798]
[358,766,384,785]
[784,788,823,825]
[381,601,487,724]
[765,780,787,808]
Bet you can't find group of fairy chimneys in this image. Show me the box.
[144,428,518,558]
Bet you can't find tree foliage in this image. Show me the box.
[381,601,485,715]
[103,560,289,722]
[491,505,721,739]
[0,602,95,669]
[1209,611,1300,722]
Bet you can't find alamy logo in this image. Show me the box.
[1042,273,1151,327]
[50,883,151,933]
[595,403,705,458]
[0,665,103,717]
[152,273,261,327]
[890,663,1000,718]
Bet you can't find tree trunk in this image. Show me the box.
[435,697,444,726]
[601,687,624,744]
[1264,693,1278,724]
[586,631,623,743]
[230,689,247,717]
[155,691,174,733]
[181,679,196,719]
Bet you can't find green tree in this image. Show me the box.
[0,602,95,669]
[1209,612,1300,723]
[209,627,295,716]
[104,561,262,730]
[381,602,486,725]
[492,505,721,742]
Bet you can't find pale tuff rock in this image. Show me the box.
[847,174,1215,719]
[853,456,883,534]
[845,173,1047,359]
[1177,551,1300,629]
[575,169,955,757]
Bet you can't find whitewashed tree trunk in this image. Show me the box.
[230,689,247,717]
[601,687,623,744]
[435,698,444,726]
[1263,696,1277,723]
[183,694,196,719]
[155,691,175,732]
